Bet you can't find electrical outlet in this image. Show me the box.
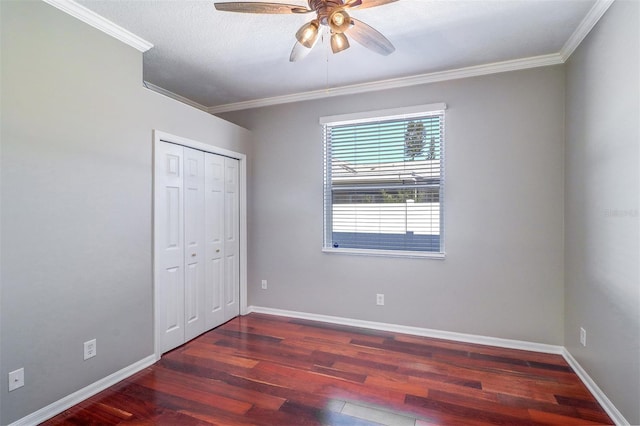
[580,327,586,347]
[261,280,267,290]
[84,339,97,360]
[376,294,385,306]
[8,368,24,392]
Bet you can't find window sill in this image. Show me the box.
[322,248,446,259]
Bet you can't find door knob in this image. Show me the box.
[216,249,220,253]
[191,253,196,257]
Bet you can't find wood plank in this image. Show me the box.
[405,394,538,425]
[146,365,286,411]
[528,409,607,425]
[133,370,253,415]
[182,342,260,368]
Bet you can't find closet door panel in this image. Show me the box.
[183,148,206,341]
[163,267,181,329]
[205,153,225,328]
[155,142,185,353]
[184,263,199,326]
[224,157,240,321]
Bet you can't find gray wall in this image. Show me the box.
[0,2,250,424]
[564,1,640,423]
[220,66,566,345]
[4,0,635,424]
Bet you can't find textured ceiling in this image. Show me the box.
[77,0,597,111]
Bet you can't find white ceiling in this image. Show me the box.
[75,0,601,112]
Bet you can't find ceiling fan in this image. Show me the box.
[214,0,398,62]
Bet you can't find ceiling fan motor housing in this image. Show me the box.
[308,0,346,27]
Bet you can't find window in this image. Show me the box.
[322,103,446,257]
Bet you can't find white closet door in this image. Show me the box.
[224,157,240,322]
[155,140,241,355]
[183,148,206,341]
[155,142,185,353]
[204,153,225,328]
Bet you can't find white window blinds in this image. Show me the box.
[322,105,445,256]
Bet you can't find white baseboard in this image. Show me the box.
[562,349,629,426]
[246,306,564,354]
[9,354,156,426]
[247,306,628,426]
[10,311,629,426]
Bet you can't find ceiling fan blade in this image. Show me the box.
[356,0,399,10]
[343,0,363,7]
[214,2,312,14]
[290,41,313,62]
[347,18,395,55]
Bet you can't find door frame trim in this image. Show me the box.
[152,130,248,360]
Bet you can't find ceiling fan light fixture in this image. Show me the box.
[295,19,320,48]
[213,0,397,61]
[329,9,351,33]
[331,32,350,53]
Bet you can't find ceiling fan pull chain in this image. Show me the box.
[325,30,330,92]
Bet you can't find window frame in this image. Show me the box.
[321,103,447,259]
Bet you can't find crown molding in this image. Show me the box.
[560,0,615,62]
[144,81,209,112]
[209,0,614,114]
[208,53,563,114]
[42,0,153,52]
[43,0,613,114]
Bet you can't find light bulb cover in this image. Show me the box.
[331,32,350,53]
[329,10,351,33]
[295,20,319,48]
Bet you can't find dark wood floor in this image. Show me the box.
[43,313,612,425]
